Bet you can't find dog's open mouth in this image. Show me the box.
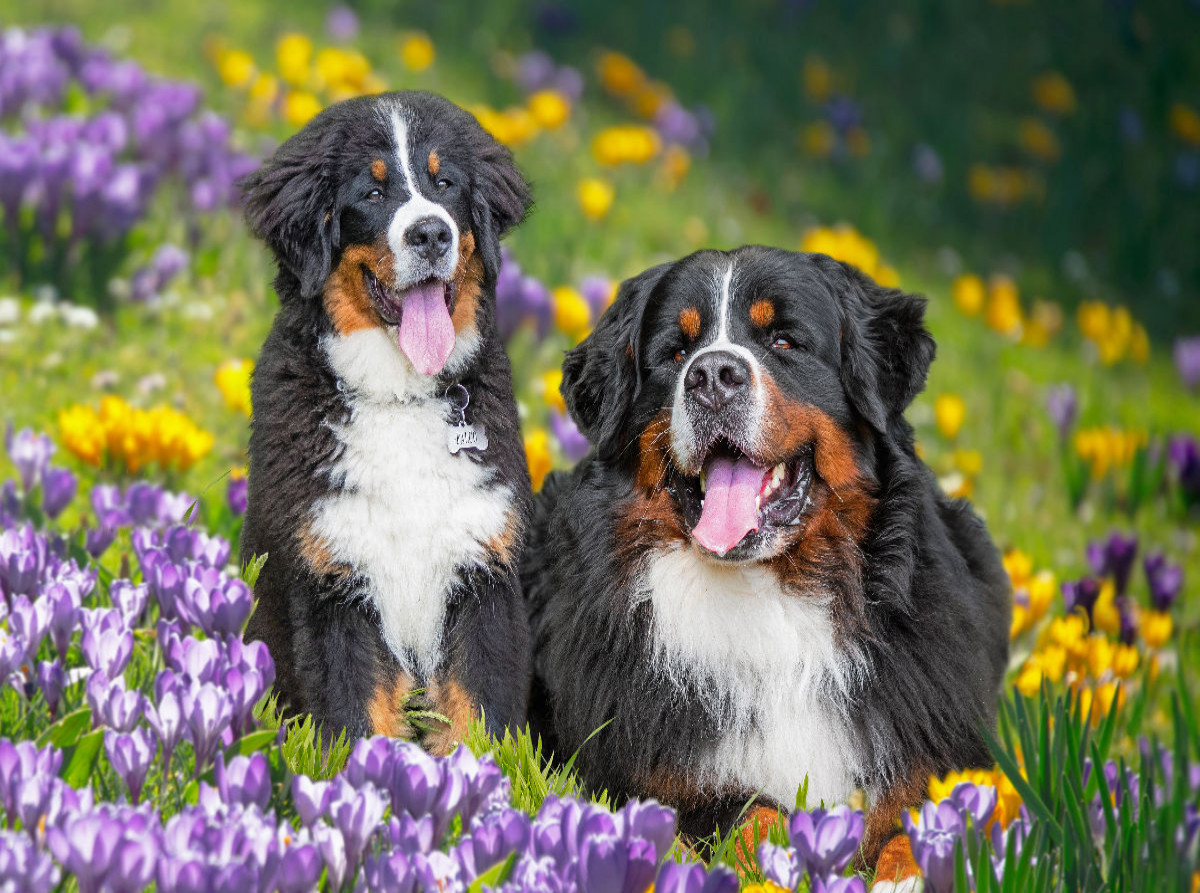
[364,268,457,375]
[670,441,814,558]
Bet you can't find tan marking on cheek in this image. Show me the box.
[423,678,477,756]
[323,239,393,335]
[614,411,688,574]
[368,672,416,739]
[679,306,701,340]
[485,503,523,567]
[371,159,387,181]
[428,151,440,176]
[749,299,775,328]
[759,378,860,489]
[449,232,482,338]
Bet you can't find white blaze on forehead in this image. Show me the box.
[669,258,768,468]
[386,105,459,288]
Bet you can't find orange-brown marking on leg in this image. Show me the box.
[636,765,706,811]
[424,678,478,756]
[427,151,440,176]
[860,768,931,871]
[749,299,775,328]
[734,804,785,880]
[369,671,416,738]
[485,503,523,568]
[371,159,387,181]
[679,306,701,340]
[449,232,482,338]
[323,239,392,335]
[297,524,351,578]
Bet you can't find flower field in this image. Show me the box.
[1,1,1199,890]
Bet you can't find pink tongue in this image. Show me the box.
[397,282,455,375]
[692,455,767,556]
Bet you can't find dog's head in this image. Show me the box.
[241,91,531,376]
[564,246,934,563]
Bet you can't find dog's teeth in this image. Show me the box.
[700,469,707,493]
[772,463,785,485]
[755,494,762,512]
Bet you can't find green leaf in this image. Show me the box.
[242,552,268,589]
[466,852,517,893]
[983,723,1064,847]
[36,707,92,749]
[60,729,105,788]
[228,729,277,758]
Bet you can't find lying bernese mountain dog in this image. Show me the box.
[523,246,1011,868]
[240,91,534,753]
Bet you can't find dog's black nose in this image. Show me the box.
[685,350,750,411]
[405,217,453,261]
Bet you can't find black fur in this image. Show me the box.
[240,91,534,743]
[523,246,1011,852]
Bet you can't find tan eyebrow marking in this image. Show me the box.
[679,306,701,340]
[749,299,775,328]
[371,159,387,181]
[428,151,440,176]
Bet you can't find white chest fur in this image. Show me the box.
[311,329,509,676]
[636,546,864,808]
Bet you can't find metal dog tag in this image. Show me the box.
[446,384,488,454]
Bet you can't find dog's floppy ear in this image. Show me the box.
[561,263,670,460]
[837,261,936,433]
[469,132,532,288]
[239,119,343,300]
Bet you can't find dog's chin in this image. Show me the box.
[363,268,456,326]
[667,438,815,563]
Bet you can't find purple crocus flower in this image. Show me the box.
[87,672,144,733]
[811,877,867,893]
[1062,577,1101,622]
[1175,336,1200,390]
[84,520,118,559]
[389,745,444,824]
[4,427,54,493]
[40,467,76,519]
[328,778,389,871]
[276,841,323,893]
[292,775,333,827]
[787,804,864,878]
[757,841,801,889]
[1168,435,1200,500]
[1045,384,1078,441]
[145,686,184,768]
[182,682,233,773]
[213,751,271,810]
[949,781,997,829]
[1145,553,1184,611]
[654,860,739,893]
[314,824,349,892]
[7,594,50,661]
[43,581,79,658]
[365,848,415,893]
[105,727,156,802]
[110,579,149,627]
[456,808,531,879]
[80,609,133,676]
[551,410,590,462]
[325,4,360,41]
[0,828,60,892]
[1087,532,1139,595]
[108,827,158,893]
[902,800,965,893]
[227,476,248,516]
[46,809,124,893]
[181,572,251,636]
[346,735,395,791]
[34,660,65,715]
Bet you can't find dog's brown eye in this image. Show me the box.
[436,178,451,190]
[674,348,687,364]
[366,188,384,201]
[772,336,793,350]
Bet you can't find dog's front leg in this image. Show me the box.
[289,589,415,742]
[423,567,531,755]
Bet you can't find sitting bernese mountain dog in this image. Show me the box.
[240,91,534,753]
[523,246,1011,869]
